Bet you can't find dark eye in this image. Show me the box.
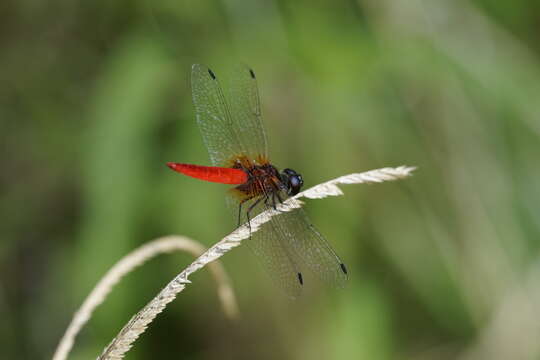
[288,175,303,195]
[283,168,295,176]
[281,168,304,196]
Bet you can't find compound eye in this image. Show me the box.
[288,175,303,196]
[290,176,301,188]
[283,168,295,176]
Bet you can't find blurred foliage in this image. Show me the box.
[2,0,540,359]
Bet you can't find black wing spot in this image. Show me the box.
[249,69,256,79]
[297,272,304,285]
[208,68,216,79]
[340,263,348,275]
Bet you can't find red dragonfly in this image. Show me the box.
[167,64,347,297]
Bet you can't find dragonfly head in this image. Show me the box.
[281,168,304,196]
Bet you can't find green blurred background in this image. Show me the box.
[2,0,540,359]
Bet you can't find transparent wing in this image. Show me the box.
[271,194,348,288]
[191,64,268,167]
[191,64,244,166]
[228,190,347,297]
[227,195,303,298]
[226,64,268,163]
[249,215,304,299]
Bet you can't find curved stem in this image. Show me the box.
[96,166,415,360]
[52,236,238,360]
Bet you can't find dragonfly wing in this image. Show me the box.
[248,217,304,299]
[272,195,348,288]
[227,195,303,298]
[191,64,244,166]
[226,64,268,163]
[191,64,268,166]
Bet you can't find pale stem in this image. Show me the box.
[94,166,415,360]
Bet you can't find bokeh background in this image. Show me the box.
[2,0,540,359]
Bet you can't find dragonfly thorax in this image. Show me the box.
[233,162,303,198]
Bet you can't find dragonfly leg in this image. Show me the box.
[237,196,255,228]
[245,196,264,239]
[275,191,284,204]
[264,194,275,210]
[237,203,243,228]
[272,191,288,213]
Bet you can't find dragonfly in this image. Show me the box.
[167,64,347,297]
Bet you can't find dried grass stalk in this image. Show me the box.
[95,166,415,360]
[53,236,237,360]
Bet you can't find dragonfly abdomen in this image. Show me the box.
[167,163,248,184]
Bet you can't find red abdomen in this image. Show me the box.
[167,163,248,185]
